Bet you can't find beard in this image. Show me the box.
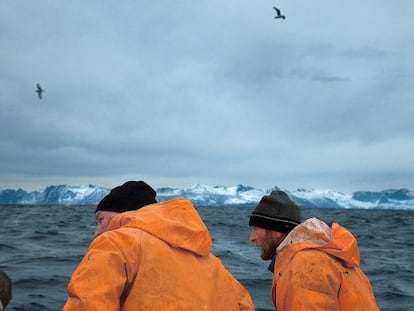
[260,231,285,260]
[260,242,278,260]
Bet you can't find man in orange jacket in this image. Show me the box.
[64,180,254,311]
[249,190,379,311]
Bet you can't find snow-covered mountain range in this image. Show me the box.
[0,184,413,209]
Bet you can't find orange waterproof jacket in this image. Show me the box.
[63,199,254,311]
[272,218,379,311]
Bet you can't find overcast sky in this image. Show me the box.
[1,0,413,193]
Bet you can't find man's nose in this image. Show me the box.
[249,231,255,242]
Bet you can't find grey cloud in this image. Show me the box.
[0,0,413,192]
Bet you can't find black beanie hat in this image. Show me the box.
[249,190,301,233]
[95,181,157,213]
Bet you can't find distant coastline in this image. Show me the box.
[0,184,413,209]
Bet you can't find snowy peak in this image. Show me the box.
[157,184,265,206]
[41,184,109,204]
[0,184,413,209]
[289,188,414,209]
[0,185,108,205]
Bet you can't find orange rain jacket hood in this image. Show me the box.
[64,199,254,311]
[272,217,379,311]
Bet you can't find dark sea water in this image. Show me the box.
[0,204,413,311]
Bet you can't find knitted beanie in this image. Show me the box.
[249,190,301,233]
[95,181,157,213]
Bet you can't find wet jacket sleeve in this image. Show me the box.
[206,255,255,311]
[63,230,141,311]
[223,268,255,311]
[273,250,342,311]
[234,278,255,311]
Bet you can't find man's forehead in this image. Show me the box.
[95,210,109,218]
[96,210,118,217]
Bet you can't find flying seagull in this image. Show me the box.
[273,6,285,19]
[36,83,44,99]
